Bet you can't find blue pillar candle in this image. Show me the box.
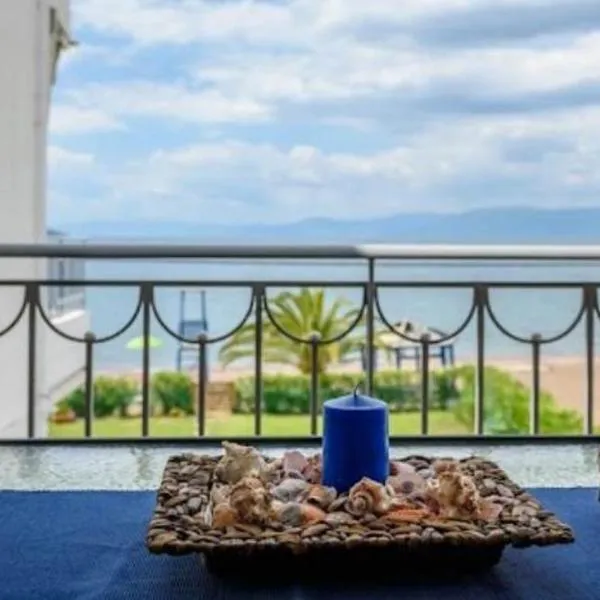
[322,387,389,492]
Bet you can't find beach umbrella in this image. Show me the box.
[126,335,163,350]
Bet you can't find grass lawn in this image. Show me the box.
[48,411,467,439]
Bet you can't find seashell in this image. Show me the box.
[214,441,267,484]
[274,502,326,527]
[346,477,396,517]
[324,511,356,526]
[282,450,308,476]
[229,476,272,525]
[211,503,239,529]
[264,458,283,483]
[285,470,306,480]
[433,459,459,475]
[303,454,322,484]
[300,503,326,524]
[389,461,417,476]
[271,478,309,503]
[385,508,430,523]
[478,499,503,522]
[302,484,337,510]
[387,472,427,497]
[426,464,483,520]
[210,483,231,506]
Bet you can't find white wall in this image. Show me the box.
[0,1,72,438]
[44,310,90,406]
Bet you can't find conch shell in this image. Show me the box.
[214,441,267,484]
[228,476,272,525]
[345,477,397,517]
[426,460,483,520]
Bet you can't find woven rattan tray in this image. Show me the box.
[146,453,574,580]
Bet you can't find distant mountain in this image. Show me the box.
[55,207,600,244]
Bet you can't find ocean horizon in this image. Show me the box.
[79,256,600,373]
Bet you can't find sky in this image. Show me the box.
[49,0,600,227]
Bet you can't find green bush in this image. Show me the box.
[451,365,582,434]
[232,370,460,415]
[151,371,195,416]
[60,376,137,418]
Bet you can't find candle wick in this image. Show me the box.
[353,383,362,404]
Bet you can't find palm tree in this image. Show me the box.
[218,289,361,374]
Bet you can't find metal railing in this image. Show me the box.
[1,242,600,445]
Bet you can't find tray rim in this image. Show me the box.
[146,452,575,557]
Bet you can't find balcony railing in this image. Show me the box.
[1,242,600,445]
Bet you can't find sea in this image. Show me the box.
[79,257,600,373]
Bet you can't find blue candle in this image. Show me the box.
[322,386,389,492]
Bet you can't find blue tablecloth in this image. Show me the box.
[0,488,598,599]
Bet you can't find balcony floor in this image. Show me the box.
[0,442,598,490]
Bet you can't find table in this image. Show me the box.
[0,443,598,599]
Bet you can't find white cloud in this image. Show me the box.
[50,105,123,135]
[48,146,95,168]
[48,0,600,223]
[65,81,271,124]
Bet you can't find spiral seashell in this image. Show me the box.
[346,477,395,517]
[214,441,267,484]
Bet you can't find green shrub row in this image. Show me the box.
[58,376,138,418]
[58,369,460,417]
[232,370,458,414]
[57,366,584,436]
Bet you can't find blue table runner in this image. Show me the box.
[0,489,598,600]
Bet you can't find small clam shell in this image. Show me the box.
[300,503,327,524]
[275,502,326,527]
[384,508,429,523]
[387,472,427,497]
[478,499,503,522]
[283,450,308,475]
[389,461,417,476]
[271,478,309,503]
[325,511,356,526]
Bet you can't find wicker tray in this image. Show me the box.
[146,453,574,581]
